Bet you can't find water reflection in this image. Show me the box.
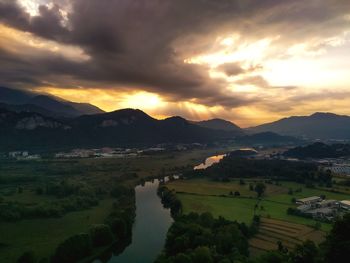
[98,179,173,263]
[194,154,226,170]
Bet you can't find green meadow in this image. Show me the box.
[167,178,350,232]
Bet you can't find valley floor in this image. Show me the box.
[0,147,229,262]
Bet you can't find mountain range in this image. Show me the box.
[193,118,242,132]
[2,86,350,151]
[0,87,104,117]
[0,107,242,151]
[248,112,350,140]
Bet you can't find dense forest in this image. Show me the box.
[187,156,332,186]
[284,142,350,159]
[156,212,251,263]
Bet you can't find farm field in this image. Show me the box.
[167,177,348,254]
[167,178,350,231]
[249,218,325,257]
[177,193,332,231]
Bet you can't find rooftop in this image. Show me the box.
[340,200,350,206]
[297,196,321,202]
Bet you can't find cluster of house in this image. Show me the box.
[55,148,139,158]
[315,158,350,176]
[325,165,350,176]
[296,196,350,221]
[8,151,41,160]
[54,143,207,159]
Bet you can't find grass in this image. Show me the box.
[179,194,257,224]
[168,177,347,257]
[0,199,114,263]
[167,178,287,197]
[178,193,332,231]
[169,178,350,232]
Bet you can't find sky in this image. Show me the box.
[1,0,350,127]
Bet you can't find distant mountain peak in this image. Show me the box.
[310,112,345,118]
[0,86,104,117]
[248,112,350,140]
[194,118,242,132]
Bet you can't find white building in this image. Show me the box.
[296,196,322,205]
[340,200,350,210]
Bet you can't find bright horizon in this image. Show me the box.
[1,0,350,127]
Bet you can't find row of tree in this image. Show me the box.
[187,157,332,186]
[158,185,183,217]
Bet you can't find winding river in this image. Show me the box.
[105,179,173,263]
[95,154,224,263]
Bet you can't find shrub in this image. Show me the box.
[89,224,114,247]
[51,233,92,263]
[17,251,35,263]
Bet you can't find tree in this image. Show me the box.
[292,240,319,263]
[51,233,92,263]
[323,213,350,263]
[257,251,286,263]
[192,246,213,263]
[17,251,35,263]
[173,253,192,263]
[89,224,114,247]
[254,183,266,197]
[109,218,127,238]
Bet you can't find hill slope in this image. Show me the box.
[236,132,301,146]
[284,142,350,159]
[0,87,104,117]
[194,118,243,133]
[248,112,350,140]
[0,108,237,151]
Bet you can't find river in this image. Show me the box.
[104,179,173,263]
[193,154,226,170]
[97,154,224,263]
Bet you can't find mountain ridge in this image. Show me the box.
[193,118,242,133]
[247,112,350,140]
[0,108,239,151]
[0,87,104,117]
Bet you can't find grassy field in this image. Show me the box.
[167,177,347,255]
[0,198,114,262]
[167,178,350,232]
[168,178,287,197]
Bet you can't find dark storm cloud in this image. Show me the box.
[0,0,69,40]
[1,0,350,108]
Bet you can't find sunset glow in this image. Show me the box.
[1,0,350,127]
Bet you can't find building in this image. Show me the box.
[340,200,350,210]
[296,204,311,213]
[327,166,350,176]
[317,200,339,208]
[296,196,322,205]
[9,151,29,158]
[304,207,336,219]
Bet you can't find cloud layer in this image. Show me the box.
[1,0,350,126]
